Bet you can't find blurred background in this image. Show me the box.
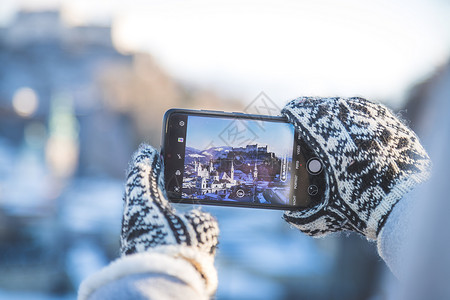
[0,0,449,299]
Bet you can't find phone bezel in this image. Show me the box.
[161,108,317,211]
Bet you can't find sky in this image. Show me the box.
[2,0,450,109]
[185,115,295,156]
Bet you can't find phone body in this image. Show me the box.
[161,109,325,210]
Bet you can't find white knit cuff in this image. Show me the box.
[78,246,217,300]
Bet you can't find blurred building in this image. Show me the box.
[0,9,242,178]
[0,9,133,178]
[0,9,243,297]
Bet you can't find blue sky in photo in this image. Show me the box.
[185,115,295,156]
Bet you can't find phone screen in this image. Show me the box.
[163,111,324,209]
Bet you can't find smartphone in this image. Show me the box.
[161,109,325,210]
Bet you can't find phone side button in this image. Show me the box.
[200,109,224,113]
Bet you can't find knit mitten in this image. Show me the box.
[282,97,431,240]
[121,144,219,294]
[78,144,219,299]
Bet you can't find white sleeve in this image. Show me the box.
[87,273,204,300]
[376,190,417,278]
[78,252,210,300]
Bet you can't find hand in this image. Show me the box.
[282,97,431,240]
[121,144,219,293]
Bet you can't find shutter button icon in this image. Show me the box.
[306,158,323,175]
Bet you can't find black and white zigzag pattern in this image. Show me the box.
[282,97,431,239]
[121,144,219,256]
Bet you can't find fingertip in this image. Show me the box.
[124,144,164,187]
[124,143,170,209]
[129,143,160,167]
[283,97,305,110]
[283,97,318,110]
[135,143,159,161]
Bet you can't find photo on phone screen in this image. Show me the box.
[163,110,325,210]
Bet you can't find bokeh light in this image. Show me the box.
[12,87,39,117]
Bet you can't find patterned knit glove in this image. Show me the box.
[121,144,219,294]
[282,97,431,240]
